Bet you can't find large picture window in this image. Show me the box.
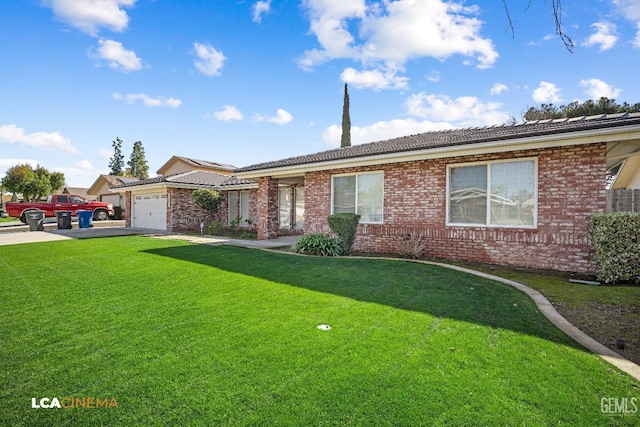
[448,159,536,227]
[332,172,383,223]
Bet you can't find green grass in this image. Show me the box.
[0,216,19,223]
[1,236,638,426]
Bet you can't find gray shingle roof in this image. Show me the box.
[235,113,640,173]
[176,156,236,172]
[112,170,231,189]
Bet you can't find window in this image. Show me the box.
[279,188,291,229]
[294,187,304,230]
[228,192,239,226]
[228,191,250,226]
[448,159,536,227]
[240,191,250,226]
[332,172,383,223]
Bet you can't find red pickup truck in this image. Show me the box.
[6,194,115,223]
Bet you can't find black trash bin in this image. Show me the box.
[25,210,45,231]
[55,211,73,229]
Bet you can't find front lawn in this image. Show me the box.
[1,236,638,426]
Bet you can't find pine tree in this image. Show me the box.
[108,137,125,176]
[128,141,150,179]
[340,83,351,148]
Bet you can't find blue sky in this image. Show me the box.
[1,0,639,187]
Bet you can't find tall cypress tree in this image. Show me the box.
[108,137,125,176]
[340,83,351,148]
[128,141,150,179]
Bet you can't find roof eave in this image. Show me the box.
[109,182,222,193]
[235,125,640,179]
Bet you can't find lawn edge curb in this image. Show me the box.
[265,248,640,382]
[410,259,640,381]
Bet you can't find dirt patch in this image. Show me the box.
[548,300,640,365]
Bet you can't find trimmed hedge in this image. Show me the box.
[327,213,361,255]
[590,212,640,284]
[292,233,342,257]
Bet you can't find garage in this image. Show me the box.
[132,192,167,230]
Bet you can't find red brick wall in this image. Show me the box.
[124,191,132,227]
[256,177,279,239]
[304,143,607,274]
[167,188,218,232]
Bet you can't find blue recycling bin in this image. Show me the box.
[77,210,94,229]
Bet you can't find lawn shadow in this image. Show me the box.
[143,244,587,352]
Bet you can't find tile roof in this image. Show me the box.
[112,170,231,189]
[235,113,640,173]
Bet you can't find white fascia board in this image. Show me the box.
[218,183,259,191]
[235,125,640,179]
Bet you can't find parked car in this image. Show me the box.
[5,194,115,223]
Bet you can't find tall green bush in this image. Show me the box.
[327,213,360,255]
[590,212,640,284]
[191,189,223,214]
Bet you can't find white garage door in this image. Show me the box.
[133,193,167,230]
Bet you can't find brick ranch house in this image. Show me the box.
[234,113,640,274]
[113,155,305,233]
[113,156,260,231]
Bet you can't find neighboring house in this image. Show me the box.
[87,175,141,209]
[111,155,259,230]
[234,113,640,274]
[63,187,95,200]
[157,155,236,176]
[610,154,640,189]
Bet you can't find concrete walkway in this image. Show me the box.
[0,226,638,381]
[0,225,300,249]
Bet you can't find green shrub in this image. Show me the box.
[292,233,342,256]
[327,213,361,255]
[590,212,640,284]
[207,220,224,236]
[191,189,223,214]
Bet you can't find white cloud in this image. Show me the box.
[112,93,182,107]
[0,124,78,153]
[405,93,510,127]
[56,164,107,187]
[490,83,508,96]
[532,82,562,104]
[426,71,441,83]
[252,0,271,23]
[611,1,640,47]
[580,78,622,100]
[74,160,94,170]
[193,42,226,77]
[91,39,142,72]
[612,0,640,21]
[212,105,243,122]
[300,0,498,85]
[255,109,293,125]
[322,118,455,147]
[583,22,618,51]
[97,148,112,160]
[268,109,293,125]
[44,0,136,36]
[340,67,408,90]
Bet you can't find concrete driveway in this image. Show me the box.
[0,225,158,247]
